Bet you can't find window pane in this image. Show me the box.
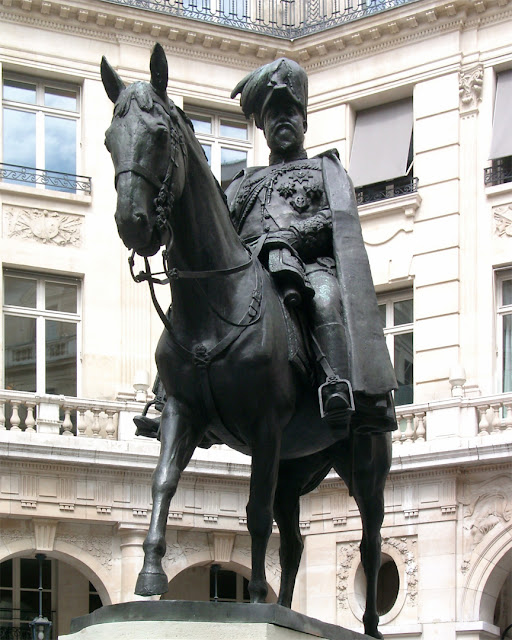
[378,303,386,329]
[221,147,247,191]
[220,0,245,18]
[3,108,36,168]
[45,320,77,396]
[220,120,247,140]
[503,280,512,306]
[394,332,413,405]
[393,298,413,326]
[44,86,77,111]
[3,79,36,104]
[19,591,52,621]
[191,115,212,135]
[202,144,212,165]
[45,115,76,182]
[0,589,13,618]
[45,282,77,313]
[20,558,51,590]
[503,314,512,392]
[0,560,13,588]
[4,315,36,392]
[4,275,37,308]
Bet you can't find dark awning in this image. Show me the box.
[490,69,512,160]
[349,98,413,188]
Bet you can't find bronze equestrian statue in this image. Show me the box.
[101,43,397,639]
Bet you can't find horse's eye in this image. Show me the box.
[155,127,168,141]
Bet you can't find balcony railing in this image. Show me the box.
[355,176,418,205]
[0,163,92,194]
[100,0,420,38]
[484,156,512,187]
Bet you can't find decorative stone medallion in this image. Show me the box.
[4,204,82,246]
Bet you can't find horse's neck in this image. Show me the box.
[167,152,252,337]
[170,157,246,271]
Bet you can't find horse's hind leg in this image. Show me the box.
[348,433,391,640]
[135,398,205,596]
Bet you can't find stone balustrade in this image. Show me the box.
[0,389,149,440]
[473,394,512,436]
[393,404,428,445]
[3,388,512,446]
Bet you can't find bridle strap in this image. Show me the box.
[115,162,163,190]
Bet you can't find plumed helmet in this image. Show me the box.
[231,58,308,129]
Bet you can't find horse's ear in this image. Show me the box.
[150,43,168,95]
[101,56,125,104]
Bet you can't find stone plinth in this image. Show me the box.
[61,602,372,640]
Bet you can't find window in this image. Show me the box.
[497,272,512,392]
[3,271,80,397]
[2,74,82,193]
[188,109,251,191]
[349,99,416,204]
[209,566,250,602]
[378,292,413,405]
[486,70,512,187]
[0,557,54,638]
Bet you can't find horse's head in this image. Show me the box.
[101,44,187,256]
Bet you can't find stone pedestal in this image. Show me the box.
[60,602,373,640]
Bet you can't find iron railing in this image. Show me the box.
[0,163,91,194]
[0,628,32,640]
[100,0,421,38]
[355,176,418,205]
[484,157,512,187]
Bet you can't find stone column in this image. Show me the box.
[117,525,148,602]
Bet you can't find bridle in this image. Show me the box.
[115,92,186,243]
[122,92,265,350]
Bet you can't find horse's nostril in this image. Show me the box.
[133,211,147,225]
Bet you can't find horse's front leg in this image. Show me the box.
[246,421,282,603]
[135,397,205,596]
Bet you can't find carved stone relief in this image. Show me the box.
[461,475,512,559]
[162,531,208,571]
[494,205,512,237]
[382,536,418,606]
[4,204,82,246]
[56,530,113,570]
[336,542,359,608]
[459,65,483,112]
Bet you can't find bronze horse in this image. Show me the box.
[101,44,392,639]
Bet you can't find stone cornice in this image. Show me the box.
[1,0,512,72]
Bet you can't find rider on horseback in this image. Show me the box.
[134,57,397,440]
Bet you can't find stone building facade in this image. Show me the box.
[1,0,512,638]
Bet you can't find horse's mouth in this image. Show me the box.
[121,225,162,257]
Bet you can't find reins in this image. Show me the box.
[124,91,268,365]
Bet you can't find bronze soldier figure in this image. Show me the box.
[135,57,397,439]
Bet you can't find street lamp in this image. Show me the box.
[28,553,52,640]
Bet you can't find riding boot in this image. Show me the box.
[313,322,354,437]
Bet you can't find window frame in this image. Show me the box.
[1,72,81,190]
[2,269,82,396]
[378,290,414,406]
[186,107,252,190]
[496,270,512,393]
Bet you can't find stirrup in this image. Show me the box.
[318,378,355,419]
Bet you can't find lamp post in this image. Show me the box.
[28,553,52,640]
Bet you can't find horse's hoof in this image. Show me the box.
[135,571,168,596]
